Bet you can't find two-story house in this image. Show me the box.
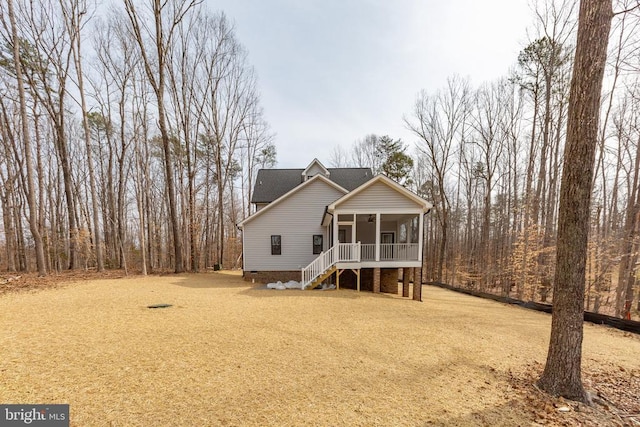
[238,159,432,294]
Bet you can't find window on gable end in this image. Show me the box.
[271,235,281,255]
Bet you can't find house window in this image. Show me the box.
[271,235,281,255]
[313,235,323,254]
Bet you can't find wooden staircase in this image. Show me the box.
[301,242,360,290]
[305,265,337,290]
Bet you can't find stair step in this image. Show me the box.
[305,266,336,290]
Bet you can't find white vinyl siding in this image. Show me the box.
[243,179,345,271]
[337,181,423,211]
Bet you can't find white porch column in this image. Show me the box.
[418,212,424,261]
[375,213,381,261]
[351,213,356,243]
[333,211,339,247]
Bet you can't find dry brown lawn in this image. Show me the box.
[1,272,639,426]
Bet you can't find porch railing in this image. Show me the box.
[361,243,419,261]
[361,244,376,260]
[302,242,420,289]
[302,242,360,289]
[337,242,361,262]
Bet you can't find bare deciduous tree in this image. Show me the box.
[406,75,470,283]
[2,0,47,275]
[122,0,202,273]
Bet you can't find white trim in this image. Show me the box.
[238,174,347,228]
[302,158,330,179]
[333,210,338,248]
[375,213,381,261]
[418,213,424,262]
[333,209,424,215]
[241,226,245,270]
[337,261,423,269]
[328,174,433,212]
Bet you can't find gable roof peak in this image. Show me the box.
[327,173,433,212]
[302,158,330,179]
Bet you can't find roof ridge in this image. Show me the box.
[257,168,304,171]
[251,166,374,204]
[257,167,372,171]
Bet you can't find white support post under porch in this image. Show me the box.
[351,213,356,243]
[418,211,424,262]
[332,210,338,248]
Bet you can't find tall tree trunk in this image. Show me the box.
[538,0,612,402]
[615,136,640,317]
[622,209,640,319]
[217,159,225,268]
[7,0,46,276]
[68,3,104,272]
[14,196,27,271]
[437,215,447,283]
[157,100,184,273]
[56,121,77,270]
[116,135,127,270]
[123,0,187,273]
[0,161,17,272]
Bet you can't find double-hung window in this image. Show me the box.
[313,235,323,254]
[271,235,281,255]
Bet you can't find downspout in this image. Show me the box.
[321,206,333,247]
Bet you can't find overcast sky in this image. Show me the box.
[208,0,533,168]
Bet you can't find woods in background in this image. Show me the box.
[405,0,640,320]
[0,0,276,275]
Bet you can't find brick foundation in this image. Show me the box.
[380,268,400,294]
[402,268,410,297]
[373,268,381,293]
[243,268,413,294]
[243,270,301,284]
[413,267,422,301]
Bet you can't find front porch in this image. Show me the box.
[302,241,423,292]
[324,211,424,269]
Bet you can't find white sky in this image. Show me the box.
[207,0,533,168]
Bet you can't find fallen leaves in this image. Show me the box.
[508,362,640,426]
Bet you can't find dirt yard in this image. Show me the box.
[1,272,639,426]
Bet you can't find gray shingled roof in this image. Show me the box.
[251,168,373,204]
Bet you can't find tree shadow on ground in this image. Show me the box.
[165,271,249,289]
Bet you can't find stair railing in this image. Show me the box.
[301,242,360,289]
